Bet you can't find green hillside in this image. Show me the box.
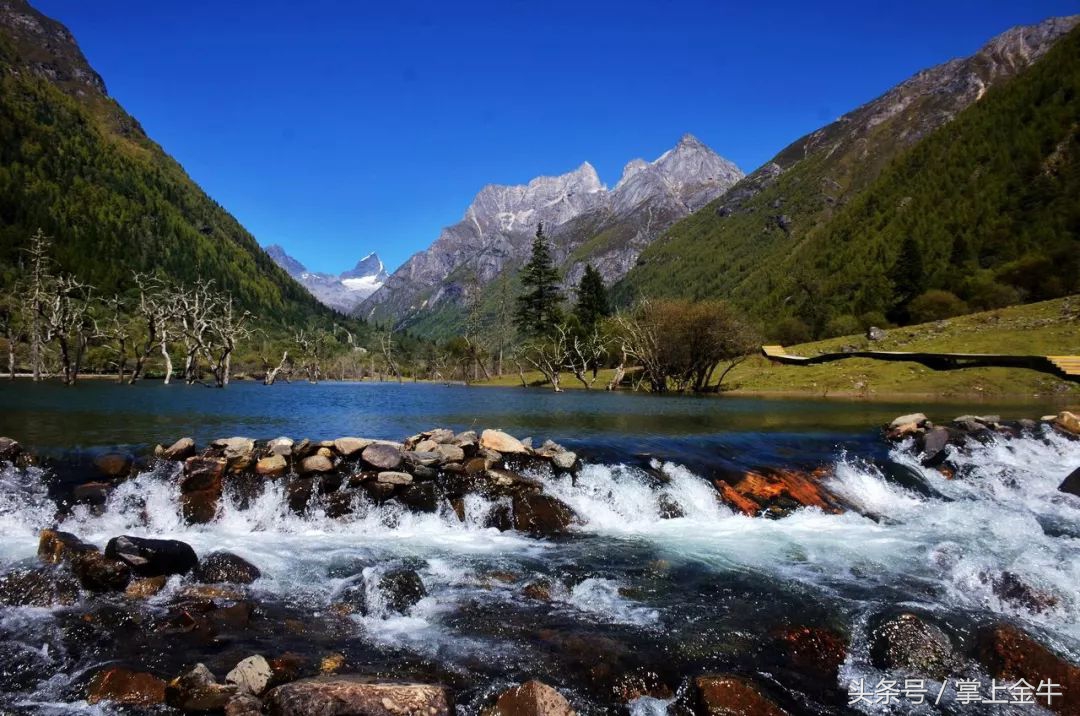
[618,24,1080,338]
[0,0,342,328]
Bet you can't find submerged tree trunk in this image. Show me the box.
[161,338,174,385]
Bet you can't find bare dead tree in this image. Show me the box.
[42,275,94,385]
[205,297,254,387]
[521,324,571,392]
[264,349,291,385]
[128,273,175,384]
[380,327,402,383]
[567,327,608,389]
[24,229,53,382]
[176,278,221,384]
[97,294,132,383]
[294,329,325,383]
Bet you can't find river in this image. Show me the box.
[0,381,1077,715]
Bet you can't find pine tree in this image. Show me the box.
[514,223,563,338]
[574,264,610,332]
[889,236,925,304]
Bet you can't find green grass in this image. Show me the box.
[475,297,1080,399]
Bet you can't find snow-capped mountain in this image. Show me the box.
[265,245,388,314]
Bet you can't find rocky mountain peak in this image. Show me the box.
[341,253,386,281]
[0,0,107,98]
[265,245,387,313]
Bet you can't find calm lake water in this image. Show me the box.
[0,379,1066,455]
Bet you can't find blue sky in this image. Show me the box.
[35,0,1078,274]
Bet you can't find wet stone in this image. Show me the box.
[87,667,167,706]
[486,679,576,716]
[869,612,956,680]
[105,535,198,577]
[193,551,262,584]
[264,676,452,716]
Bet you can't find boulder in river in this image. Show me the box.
[512,493,579,537]
[256,453,288,476]
[486,680,576,716]
[975,623,1080,714]
[362,443,404,470]
[339,568,427,615]
[226,655,273,696]
[213,436,257,461]
[714,468,838,517]
[193,551,262,584]
[162,437,196,461]
[0,436,25,464]
[774,625,848,683]
[264,676,452,716]
[105,535,198,577]
[37,529,97,564]
[125,575,169,599]
[182,456,226,492]
[0,566,80,607]
[70,550,131,592]
[182,488,221,524]
[299,454,334,474]
[481,429,528,454]
[377,470,412,485]
[267,437,294,457]
[87,667,167,706]
[869,612,957,679]
[1055,411,1079,436]
[94,451,134,478]
[166,663,237,712]
[334,436,371,457]
[1059,467,1080,498]
[693,675,789,716]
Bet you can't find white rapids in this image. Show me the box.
[0,426,1078,714]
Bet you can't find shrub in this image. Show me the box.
[907,290,969,324]
[771,317,811,345]
[824,314,862,338]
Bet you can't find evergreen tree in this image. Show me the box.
[514,223,563,338]
[574,264,610,332]
[889,236,925,304]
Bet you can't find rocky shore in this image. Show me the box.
[0,412,1078,715]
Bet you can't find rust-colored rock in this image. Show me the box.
[166,663,237,712]
[37,529,97,564]
[0,566,80,607]
[265,676,452,716]
[975,624,1080,715]
[487,680,576,716]
[182,488,221,524]
[714,468,838,517]
[94,451,133,478]
[125,575,169,599]
[86,667,166,706]
[1056,411,1080,436]
[71,550,131,592]
[775,626,847,682]
[694,675,789,716]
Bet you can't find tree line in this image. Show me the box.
[434,223,760,393]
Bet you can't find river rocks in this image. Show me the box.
[213,436,257,461]
[379,568,427,613]
[869,613,957,679]
[481,429,528,454]
[86,667,167,706]
[162,436,196,461]
[774,625,847,682]
[334,436,371,457]
[264,676,452,716]
[1059,467,1080,498]
[435,443,465,463]
[512,493,578,536]
[486,680,576,716]
[125,575,168,599]
[71,550,131,592]
[714,468,838,517]
[551,451,578,471]
[1056,411,1080,436]
[377,470,412,485]
[181,456,226,492]
[918,426,952,466]
[193,551,262,584]
[267,437,294,457]
[182,488,222,524]
[0,566,80,607]
[166,663,238,712]
[299,454,334,474]
[886,413,930,440]
[975,623,1080,714]
[256,453,288,476]
[38,529,96,564]
[0,436,24,464]
[693,675,789,716]
[105,535,198,577]
[227,655,273,696]
[94,451,133,478]
[226,693,264,716]
[362,443,403,470]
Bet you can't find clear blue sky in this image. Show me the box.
[34,0,1078,274]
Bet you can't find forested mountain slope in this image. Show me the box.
[618,16,1079,335]
[0,0,339,326]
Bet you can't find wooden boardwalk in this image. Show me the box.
[761,345,1080,382]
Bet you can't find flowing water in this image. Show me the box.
[0,381,1077,715]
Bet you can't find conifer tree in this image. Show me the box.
[889,236,925,304]
[574,264,610,332]
[514,223,563,338]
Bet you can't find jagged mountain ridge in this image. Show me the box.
[266,245,388,314]
[362,134,742,328]
[618,15,1080,323]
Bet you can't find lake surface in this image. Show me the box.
[0,381,1078,715]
